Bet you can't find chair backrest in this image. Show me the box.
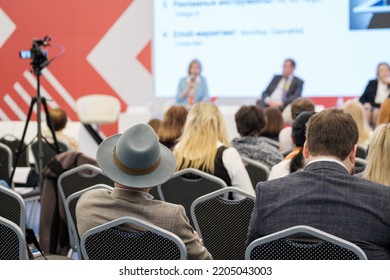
[65,184,114,259]
[0,134,29,167]
[0,186,25,232]
[158,168,227,227]
[0,216,28,260]
[76,94,121,125]
[80,216,187,260]
[30,139,69,170]
[356,145,367,159]
[241,156,270,189]
[354,158,367,174]
[0,142,12,184]
[191,187,255,260]
[245,225,367,260]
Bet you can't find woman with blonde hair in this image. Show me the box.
[363,124,390,186]
[376,98,390,127]
[343,99,372,149]
[158,105,188,150]
[174,102,254,197]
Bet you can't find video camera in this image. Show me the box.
[19,36,51,72]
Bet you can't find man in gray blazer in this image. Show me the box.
[76,123,212,260]
[257,58,304,110]
[247,108,390,259]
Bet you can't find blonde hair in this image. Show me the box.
[343,99,371,145]
[377,98,390,127]
[363,124,390,186]
[173,102,229,174]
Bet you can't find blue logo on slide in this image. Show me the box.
[350,0,390,29]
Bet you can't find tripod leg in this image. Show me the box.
[41,97,60,153]
[9,97,37,184]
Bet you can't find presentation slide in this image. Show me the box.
[153,0,390,98]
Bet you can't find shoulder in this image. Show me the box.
[367,79,378,86]
[293,76,304,84]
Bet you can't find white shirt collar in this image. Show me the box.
[306,157,349,172]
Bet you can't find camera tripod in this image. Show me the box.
[10,67,61,191]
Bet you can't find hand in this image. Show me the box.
[268,100,283,108]
[363,102,372,110]
[194,231,203,245]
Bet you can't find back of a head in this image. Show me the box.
[148,118,161,134]
[292,111,315,147]
[235,105,266,137]
[306,108,359,160]
[377,99,390,127]
[364,124,390,186]
[49,108,68,131]
[261,107,284,135]
[342,99,371,143]
[158,105,188,142]
[291,98,315,120]
[174,102,229,173]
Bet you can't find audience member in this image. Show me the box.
[158,105,188,150]
[247,108,390,260]
[363,124,390,186]
[279,97,315,152]
[259,107,284,142]
[231,105,283,169]
[376,98,390,127]
[343,99,372,150]
[173,102,254,198]
[147,118,161,134]
[257,58,304,110]
[176,59,210,105]
[359,62,390,127]
[76,123,212,260]
[268,111,315,180]
[46,108,79,151]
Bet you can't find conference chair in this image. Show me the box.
[245,225,367,260]
[0,134,29,167]
[354,158,367,174]
[30,139,69,171]
[0,216,28,260]
[241,156,270,189]
[191,187,255,260]
[356,144,367,159]
[80,216,187,260]
[64,184,114,259]
[0,186,26,233]
[157,168,227,227]
[0,142,13,184]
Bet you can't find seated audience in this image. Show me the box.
[259,107,284,142]
[76,123,212,260]
[342,99,372,150]
[279,97,315,152]
[362,124,390,186]
[173,102,254,197]
[268,111,315,180]
[359,62,390,127]
[231,105,283,169]
[147,118,161,134]
[376,98,390,127]
[46,108,79,151]
[158,105,188,150]
[247,108,390,260]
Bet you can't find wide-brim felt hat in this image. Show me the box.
[97,123,176,188]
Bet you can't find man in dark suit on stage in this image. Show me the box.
[257,58,304,110]
[246,108,390,260]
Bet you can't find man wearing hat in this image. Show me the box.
[76,124,212,260]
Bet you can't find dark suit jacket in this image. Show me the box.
[257,75,304,109]
[359,79,390,108]
[247,160,390,260]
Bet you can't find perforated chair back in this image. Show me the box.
[0,216,28,260]
[246,225,367,260]
[76,94,121,125]
[0,135,29,167]
[80,216,187,260]
[158,168,227,227]
[191,187,255,260]
[0,142,12,184]
[0,186,25,233]
[31,140,69,170]
[65,184,113,259]
[241,156,270,189]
